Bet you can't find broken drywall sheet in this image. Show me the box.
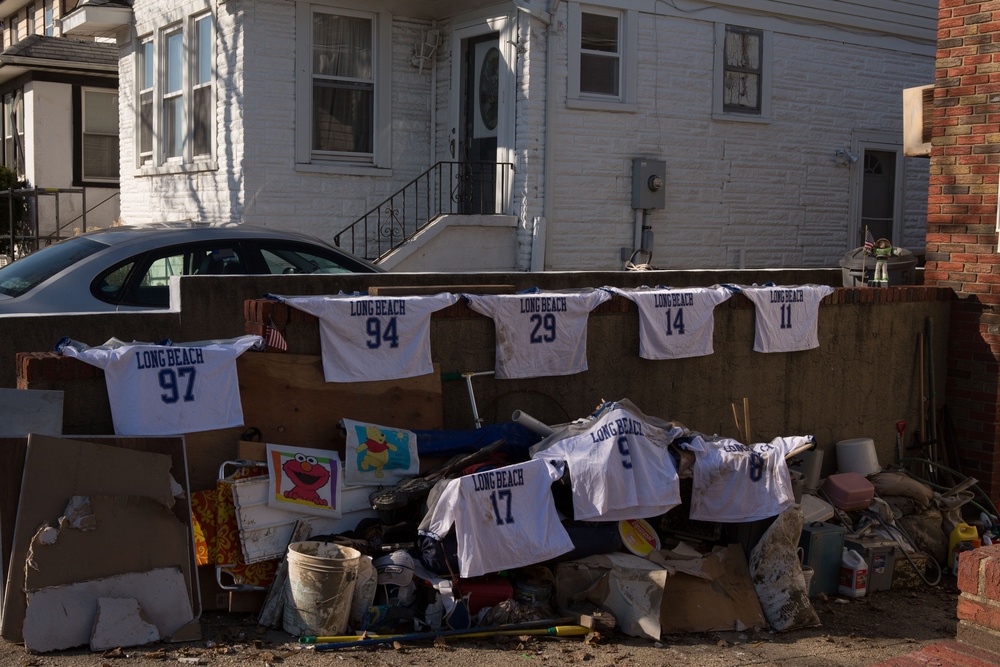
[24,495,191,596]
[1,434,192,644]
[23,567,192,652]
[90,597,160,652]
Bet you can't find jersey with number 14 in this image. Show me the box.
[463,289,611,379]
[276,293,458,383]
[741,284,835,353]
[420,458,574,578]
[56,335,262,436]
[608,286,733,359]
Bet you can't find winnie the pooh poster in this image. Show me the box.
[343,419,419,486]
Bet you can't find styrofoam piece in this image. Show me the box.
[800,493,835,523]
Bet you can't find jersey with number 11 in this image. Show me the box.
[277,293,459,382]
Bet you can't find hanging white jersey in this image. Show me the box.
[532,405,685,521]
[741,285,835,353]
[419,458,574,578]
[56,335,262,436]
[463,289,611,379]
[607,286,733,359]
[683,434,813,522]
[275,293,459,383]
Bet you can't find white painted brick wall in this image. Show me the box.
[119,1,932,272]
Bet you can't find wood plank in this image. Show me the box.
[236,354,443,455]
[0,437,27,614]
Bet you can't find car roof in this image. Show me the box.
[75,222,336,246]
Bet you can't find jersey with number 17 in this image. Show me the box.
[276,293,459,383]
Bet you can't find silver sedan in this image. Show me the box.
[0,222,381,314]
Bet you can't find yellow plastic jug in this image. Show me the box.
[950,523,979,574]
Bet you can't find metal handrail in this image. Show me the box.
[334,161,514,262]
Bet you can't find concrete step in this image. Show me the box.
[869,640,1000,666]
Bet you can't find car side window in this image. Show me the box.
[259,244,359,275]
[122,245,244,307]
[92,261,136,304]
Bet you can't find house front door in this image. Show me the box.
[458,32,500,214]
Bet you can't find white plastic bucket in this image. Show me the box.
[836,438,880,476]
[283,541,361,637]
[839,548,868,598]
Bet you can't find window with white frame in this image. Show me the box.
[82,88,119,182]
[2,92,23,177]
[43,0,53,36]
[713,24,772,121]
[135,11,216,171]
[567,2,637,111]
[295,4,390,170]
[26,5,35,36]
[138,37,153,165]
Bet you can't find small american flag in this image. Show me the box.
[863,229,875,253]
[265,317,287,351]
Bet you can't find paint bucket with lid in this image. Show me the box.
[513,579,553,606]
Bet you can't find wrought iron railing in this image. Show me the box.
[334,161,514,262]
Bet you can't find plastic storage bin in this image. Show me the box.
[820,472,875,510]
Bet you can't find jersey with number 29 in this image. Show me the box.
[420,458,574,578]
[276,293,458,382]
[741,284,835,353]
[56,334,262,436]
[463,289,611,379]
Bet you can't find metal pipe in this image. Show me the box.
[511,409,555,436]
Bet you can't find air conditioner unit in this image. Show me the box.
[903,84,933,157]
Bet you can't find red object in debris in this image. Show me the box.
[458,575,515,614]
[821,472,875,510]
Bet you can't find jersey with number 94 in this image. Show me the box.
[276,292,459,383]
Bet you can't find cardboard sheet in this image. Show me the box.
[0,388,63,436]
[1,434,197,643]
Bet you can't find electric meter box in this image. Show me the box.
[632,158,666,210]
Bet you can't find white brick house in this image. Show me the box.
[104,0,935,271]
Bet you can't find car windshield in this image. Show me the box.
[0,237,106,298]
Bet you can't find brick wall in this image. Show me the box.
[957,544,1000,648]
[924,0,1000,497]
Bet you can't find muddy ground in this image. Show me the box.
[0,575,962,667]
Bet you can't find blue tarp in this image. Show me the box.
[413,422,543,459]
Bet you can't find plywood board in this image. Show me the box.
[0,437,27,614]
[1,435,196,643]
[0,388,63,436]
[236,354,443,453]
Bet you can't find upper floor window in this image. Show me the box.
[135,11,216,172]
[43,0,53,36]
[82,88,120,182]
[2,91,24,178]
[567,2,637,112]
[294,4,391,171]
[713,24,772,122]
[26,5,35,36]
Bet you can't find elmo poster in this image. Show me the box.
[342,419,419,486]
[266,443,342,517]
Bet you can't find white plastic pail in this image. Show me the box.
[836,438,880,476]
[283,541,361,637]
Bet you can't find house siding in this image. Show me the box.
[117,0,934,270]
[540,6,934,270]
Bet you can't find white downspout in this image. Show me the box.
[532,0,561,272]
